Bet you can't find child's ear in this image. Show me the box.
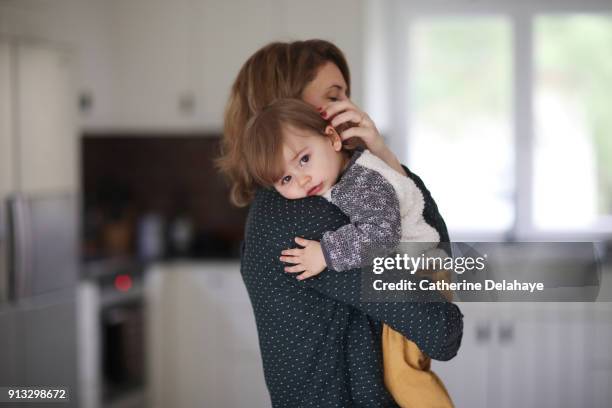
[324,125,343,152]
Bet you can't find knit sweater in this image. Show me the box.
[241,166,462,408]
[321,149,441,272]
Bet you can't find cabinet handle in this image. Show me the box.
[475,322,491,343]
[498,322,514,344]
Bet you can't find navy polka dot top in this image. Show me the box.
[241,167,463,407]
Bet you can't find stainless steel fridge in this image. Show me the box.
[0,192,79,407]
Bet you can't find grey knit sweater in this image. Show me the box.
[321,149,441,272]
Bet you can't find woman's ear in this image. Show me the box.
[324,125,343,152]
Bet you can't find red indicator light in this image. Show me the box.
[114,274,132,292]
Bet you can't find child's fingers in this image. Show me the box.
[296,270,319,280]
[281,248,302,256]
[294,236,311,246]
[279,255,298,263]
[284,264,306,273]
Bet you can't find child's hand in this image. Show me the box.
[280,237,326,280]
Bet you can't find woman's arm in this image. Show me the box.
[248,188,462,361]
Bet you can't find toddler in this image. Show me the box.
[243,98,454,408]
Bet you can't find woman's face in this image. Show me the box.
[301,62,349,109]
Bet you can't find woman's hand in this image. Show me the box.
[280,237,326,280]
[319,100,406,175]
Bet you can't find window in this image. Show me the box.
[367,1,612,238]
[409,17,513,232]
[533,15,612,231]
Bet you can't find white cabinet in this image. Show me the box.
[432,303,490,407]
[0,38,77,195]
[435,303,612,408]
[0,40,14,198]
[97,0,362,131]
[16,42,77,193]
[105,0,281,131]
[145,262,271,408]
[106,0,196,130]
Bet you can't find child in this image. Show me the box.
[243,98,454,408]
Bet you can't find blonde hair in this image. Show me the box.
[217,40,351,206]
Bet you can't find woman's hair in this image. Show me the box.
[217,39,351,206]
[242,98,329,190]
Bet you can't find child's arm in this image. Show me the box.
[320,165,401,272]
[281,163,401,278]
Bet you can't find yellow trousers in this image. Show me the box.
[382,265,455,408]
[382,324,454,408]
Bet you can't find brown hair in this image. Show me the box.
[243,98,330,190]
[217,39,351,206]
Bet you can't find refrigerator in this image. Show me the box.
[0,37,80,407]
[0,193,80,407]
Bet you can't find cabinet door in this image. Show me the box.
[146,264,271,408]
[584,319,612,408]
[0,308,22,386]
[488,319,567,408]
[0,40,14,198]
[0,40,13,306]
[18,293,78,407]
[433,303,490,408]
[108,0,195,129]
[16,42,76,194]
[489,306,608,408]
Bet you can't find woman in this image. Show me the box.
[218,39,462,408]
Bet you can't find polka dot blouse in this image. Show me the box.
[240,167,464,407]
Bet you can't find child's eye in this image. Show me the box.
[328,97,338,102]
[300,154,310,164]
[281,175,292,185]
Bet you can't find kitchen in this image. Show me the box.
[1,0,612,407]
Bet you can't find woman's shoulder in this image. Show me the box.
[245,188,349,243]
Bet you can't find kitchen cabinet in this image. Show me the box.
[19,293,78,395]
[435,302,612,408]
[105,0,280,131]
[0,37,77,195]
[146,262,271,408]
[95,0,362,131]
[431,303,490,407]
[0,293,79,408]
[0,309,19,385]
[0,40,14,198]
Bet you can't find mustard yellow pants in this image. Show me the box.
[383,324,454,408]
[382,266,455,408]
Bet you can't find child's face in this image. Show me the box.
[274,125,346,200]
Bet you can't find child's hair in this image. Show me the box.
[217,39,351,207]
[241,98,329,190]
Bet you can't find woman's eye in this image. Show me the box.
[328,97,338,102]
[300,154,310,164]
[281,175,292,185]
